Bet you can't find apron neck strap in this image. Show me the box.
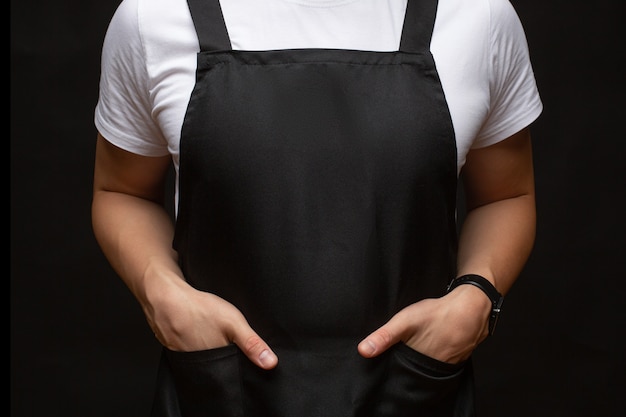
[399,0,439,53]
[187,0,232,52]
[187,0,439,54]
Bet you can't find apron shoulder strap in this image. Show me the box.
[187,0,437,53]
[399,0,439,53]
[187,0,232,51]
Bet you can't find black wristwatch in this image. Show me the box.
[446,274,504,336]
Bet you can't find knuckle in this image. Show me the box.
[376,327,394,346]
[243,334,264,353]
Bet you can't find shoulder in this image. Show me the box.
[434,0,525,40]
[486,0,533,50]
[487,0,526,24]
[97,0,193,156]
[100,0,198,89]
[104,0,196,52]
[432,0,541,159]
[103,0,139,50]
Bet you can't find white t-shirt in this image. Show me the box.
[95,0,542,180]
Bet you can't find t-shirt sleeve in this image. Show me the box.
[472,0,543,148]
[94,0,169,156]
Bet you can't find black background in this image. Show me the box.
[10,1,626,416]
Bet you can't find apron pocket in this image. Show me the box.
[394,342,466,378]
[372,343,469,416]
[165,344,245,417]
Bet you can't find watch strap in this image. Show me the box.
[446,274,504,336]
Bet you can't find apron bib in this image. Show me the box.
[151,0,475,415]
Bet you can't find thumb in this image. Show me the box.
[232,329,278,370]
[357,319,405,358]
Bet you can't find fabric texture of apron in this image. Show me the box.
[151,0,476,415]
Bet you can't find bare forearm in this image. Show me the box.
[92,189,279,368]
[358,193,536,362]
[456,193,536,294]
[91,190,183,305]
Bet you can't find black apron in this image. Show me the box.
[152,0,475,415]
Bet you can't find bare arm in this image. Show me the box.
[92,133,178,302]
[92,134,278,369]
[358,127,536,362]
[457,127,536,293]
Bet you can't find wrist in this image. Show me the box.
[139,262,188,310]
[451,284,492,312]
[447,274,504,336]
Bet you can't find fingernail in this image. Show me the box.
[259,349,277,368]
[362,339,376,355]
